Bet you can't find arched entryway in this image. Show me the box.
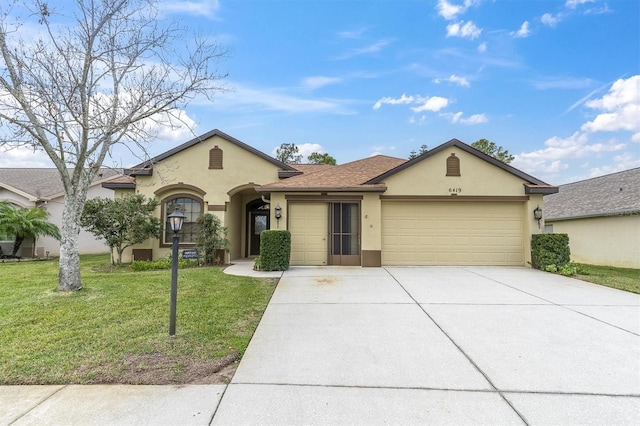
[246,198,270,257]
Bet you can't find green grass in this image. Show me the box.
[0,254,277,385]
[573,263,640,294]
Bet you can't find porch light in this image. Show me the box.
[533,205,543,228]
[168,207,186,232]
[274,204,282,220]
[167,207,186,337]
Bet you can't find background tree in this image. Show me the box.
[0,0,228,290]
[275,143,303,164]
[408,144,429,160]
[471,139,514,164]
[197,213,228,265]
[81,195,160,265]
[0,203,60,258]
[307,152,337,165]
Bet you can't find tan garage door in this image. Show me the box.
[382,201,524,265]
[289,203,328,266]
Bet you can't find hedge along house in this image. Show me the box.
[107,129,558,266]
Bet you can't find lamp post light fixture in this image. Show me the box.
[168,207,186,336]
[274,204,282,228]
[533,205,543,229]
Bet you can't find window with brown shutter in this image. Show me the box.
[209,146,223,169]
[446,153,460,176]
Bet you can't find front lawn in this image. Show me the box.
[574,263,640,294]
[0,254,276,385]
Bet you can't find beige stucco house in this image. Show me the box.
[108,129,558,267]
[544,168,640,268]
[0,168,119,257]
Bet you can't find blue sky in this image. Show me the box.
[2,0,639,184]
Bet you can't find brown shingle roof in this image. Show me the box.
[544,168,640,220]
[289,164,336,174]
[259,155,406,192]
[0,168,121,200]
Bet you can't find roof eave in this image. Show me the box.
[102,183,136,190]
[525,184,559,195]
[256,185,388,194]
[128,129,297,172]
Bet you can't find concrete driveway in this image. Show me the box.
[213,266,640,425]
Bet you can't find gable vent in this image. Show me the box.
[446,153,460,176]
[209,146,223,169]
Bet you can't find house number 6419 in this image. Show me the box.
[449,187,462,193]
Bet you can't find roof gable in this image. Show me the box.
[367,139,554,192]
[126,129,295,175]
[544,167,640,220]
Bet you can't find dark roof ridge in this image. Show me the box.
[558,167,640,186]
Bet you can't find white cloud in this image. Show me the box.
[541,13,560,27]
[443,111,488,124]
[270,143,324,160]
[512,21,531,38]
[435,74,470,87]
[337,27,368,39]
[586,153,640,178]
[531,76,595,90]
[411,96,449,113]
[581,75,640,133]
[632,133,640,143]
[436,0,478,20]
[213,82,354,115]
[373,93,415,110]
[0,147,54,168]
[512,131,626,180]
[302,76,342,90]
[334,39,392,60]
[446,21,482,40]
[566,0,595,9]
[477,42,487,53]
[160,0,220,18]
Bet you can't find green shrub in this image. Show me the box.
[531,233,571,271]
[130,258,198,271]
[259,230,291,271]
[559,263,577,276]
[545,264,558,273]
[253,256,262,271]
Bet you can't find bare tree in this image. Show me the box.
[0,0,228,290]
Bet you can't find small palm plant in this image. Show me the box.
[0,202,61,258]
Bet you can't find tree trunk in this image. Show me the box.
[11,236,23,257]
[58,194,85,291]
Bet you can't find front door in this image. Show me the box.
[329,202,360,266]
[250,212,269,256]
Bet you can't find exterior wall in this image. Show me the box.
[36,185,115,257]
[1,185,114,257]
[547,215,640,268]
[382,147,527,197]
[130,134,283,261]
[379,148,544,266]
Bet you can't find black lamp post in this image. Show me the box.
[168,207,186,336]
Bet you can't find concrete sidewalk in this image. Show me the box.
[3,265,639,425]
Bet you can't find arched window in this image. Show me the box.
[163,196,202,244]
[446,153,460,176]
[209,146,223,169]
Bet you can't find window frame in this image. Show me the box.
[160,195,204,247]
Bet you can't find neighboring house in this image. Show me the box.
[544,168,640,268]
[106,129,558,266]
[0,168,120,257]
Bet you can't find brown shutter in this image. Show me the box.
[446,153,460,176]
[209,146,223,169]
